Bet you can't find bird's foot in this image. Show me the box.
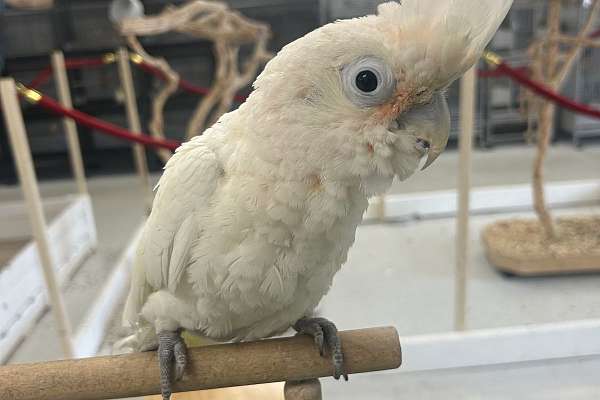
[294,317,348,381]
[158,330,187,400]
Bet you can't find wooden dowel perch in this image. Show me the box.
[0,327,401,400]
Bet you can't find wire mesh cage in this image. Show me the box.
[67,2,122,51]
[478,2,543,147]
[325,0,385,20]
[1,8,56,57]
[559,3,600,146]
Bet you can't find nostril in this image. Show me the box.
[416,138,431,150]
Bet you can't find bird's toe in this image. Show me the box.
[294,317,348,381]
[157,330,187,400]
[173,338,187,381]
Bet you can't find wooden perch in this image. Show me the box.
[0,327,401,400]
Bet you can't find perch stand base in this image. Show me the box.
[482,216,600,276]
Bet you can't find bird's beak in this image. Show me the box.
[419,124,449,170]
[397,92,450,170]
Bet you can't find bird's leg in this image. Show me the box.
[294,317,348,381]
[157,329,187,400]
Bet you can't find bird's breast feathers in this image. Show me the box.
[182,162,369,339]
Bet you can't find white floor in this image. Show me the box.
[324,355,600,400]
[2,143,600,398]
[322,205,600,336]
[393,143,600,194]
[1,175,152,364]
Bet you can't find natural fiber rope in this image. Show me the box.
[117,0,272,142]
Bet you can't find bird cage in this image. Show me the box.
[478,2,543,147]
[559,4,600,147]
[479,51,535,147]
[324,0,386,20]
[1,6,56,57]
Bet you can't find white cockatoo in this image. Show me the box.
[117,1,512,398]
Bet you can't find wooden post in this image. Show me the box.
[284,379,322,400]
[116,47,152,212]
[455,67,477,331]
[51,50,88,195]
[374,195,386,222]
[0,78,75,358]
[0,327,401,400]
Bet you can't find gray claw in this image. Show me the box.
[294,317,348,381]
[158,330,187,400]
[314,331,325,357]
[174,339,187,380]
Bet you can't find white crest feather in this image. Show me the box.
[377,0,513,85]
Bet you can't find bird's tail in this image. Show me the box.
[112,324,156,354]
[122,245,152,326]
[113,248,156,354]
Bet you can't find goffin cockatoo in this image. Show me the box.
[117,1,512,398]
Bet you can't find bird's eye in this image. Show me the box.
[342,57,395,107]
[355,70,378,93]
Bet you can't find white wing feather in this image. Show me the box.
[122,136,222,327]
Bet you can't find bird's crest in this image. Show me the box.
[376,0,513,86]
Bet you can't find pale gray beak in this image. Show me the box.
[397,92,450,170]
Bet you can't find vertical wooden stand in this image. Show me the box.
[116,47,152,212]
[373,195,386,222]
[455,67,477,331]
[0,78,75,358]
[51,50,88,195]
[284,379,322,400]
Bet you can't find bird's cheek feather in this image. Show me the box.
[391,135,422,181]
[373,91,411,122]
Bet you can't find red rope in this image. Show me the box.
[27,90,181,151]
[493,60,600,119]
[135,60,248,102]
[480,28,600,118]
[29,67,53,89]
[28,57,109,89]
[478,66,528,78]
[65,57,109,69]
[27,55,248,102]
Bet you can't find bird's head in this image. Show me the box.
[247,0,511,194]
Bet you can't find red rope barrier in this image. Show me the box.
[14,43,600,156]
[479,27,600,119]
[29,57,111,89]
[27,54,248,102]
[484,53,600,120]
[18,86,181,151]
[478,66,528,78]
[38,95,181,150]
[134,59,248,102]
[29,67,53,89]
